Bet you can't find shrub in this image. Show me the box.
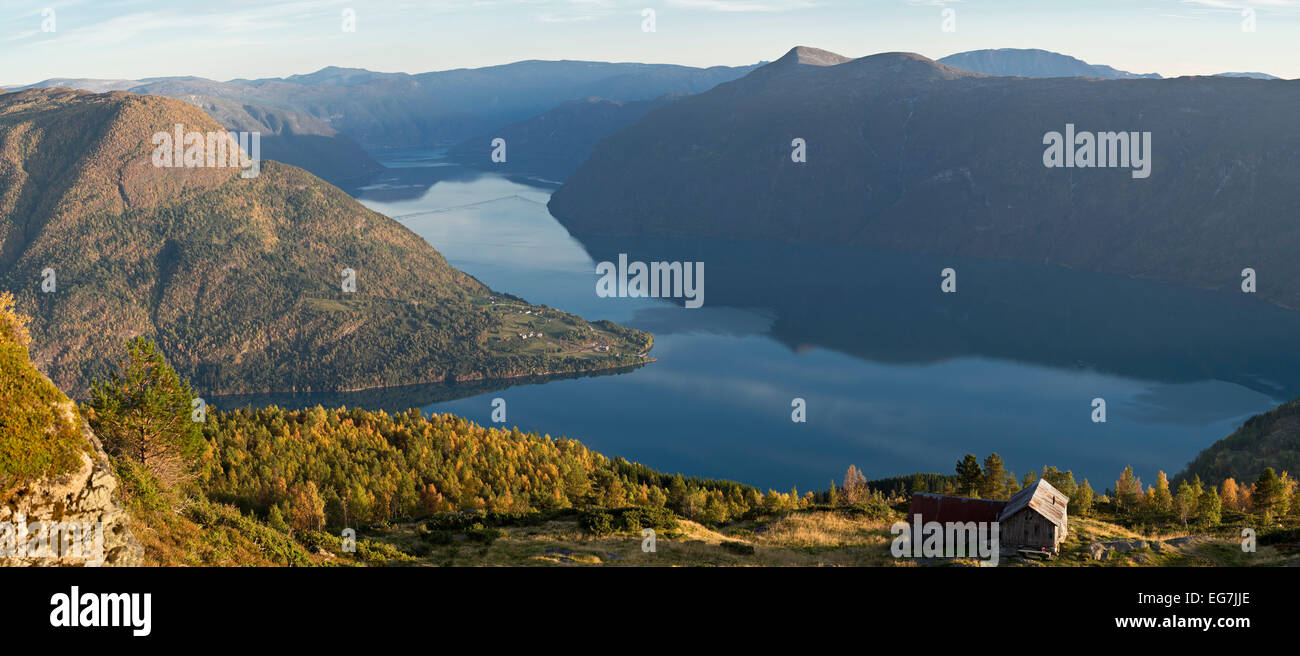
[580,510,617,535]
[721,541,755,555]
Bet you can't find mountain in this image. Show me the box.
[178,95,383,186]
[446,95,678,181]
[0,88,650,397]
[938,48,1162,79]
[123,60,762,151]
[1181,399,1300,485]
[16,79,383,186]
[1216,72,1282,80]
[549,46,1300,310]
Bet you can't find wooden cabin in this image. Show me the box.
[996,479,1068,552]
[906,478,1069,554]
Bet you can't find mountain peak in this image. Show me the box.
[775,46,852,67]
[843,51,981,81]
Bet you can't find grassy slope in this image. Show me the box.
[0,292,87,493]
[0,88,649,397]
[359,508,1296,567]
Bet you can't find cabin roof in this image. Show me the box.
[907,492,1006,524]
[998,479,1068,528]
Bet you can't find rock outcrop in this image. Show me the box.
[0,401,143,567]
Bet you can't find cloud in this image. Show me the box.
[1180,0,1300,8]
[666,0,821,12]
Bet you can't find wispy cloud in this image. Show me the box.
[666,0,821,12]
[1180,0,1300,8]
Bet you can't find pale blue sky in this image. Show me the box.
[4,0,1300,84]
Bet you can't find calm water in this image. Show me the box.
[231,151,1300,492]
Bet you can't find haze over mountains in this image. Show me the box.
[65,60,759,151]
[550,46,1300,310]
[18,48,1281,190]
[446,96,678,181]
[0,88,649,396]
[13,60,761,185]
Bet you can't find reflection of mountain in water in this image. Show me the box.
[212,364,645,413]
[570,234,1300,400]
[343,151,559,202]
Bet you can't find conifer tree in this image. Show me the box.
[1253,468,1285,521]
[955,454,984,497]
[980,453,1008,500]
[86,337,203,484]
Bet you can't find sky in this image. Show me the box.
[4,0,1300,84]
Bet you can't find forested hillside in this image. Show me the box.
[0,88,650,397]
[199,405,785,527]
[1181,399,1300,485]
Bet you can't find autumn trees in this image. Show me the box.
[1105,465,1298,528]
[198,404,782,529]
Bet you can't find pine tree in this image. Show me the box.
[1022,470,1039,489]
[1280,471,1297,518]
[1006,471,1021,495]
[955,454,983,497]
[1253,468,1285,521]
[86,337,203,485]
[980,453,1008,500]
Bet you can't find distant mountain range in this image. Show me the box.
[937,48,1283,81]
[1214,72,1282,80]
[550,46,1300,310]
[12,60,760,184]
[938,48,1163,79]
[13,61,759,150]
[0,88,650,396]
[9,50,1282,190]
[446,96,678,181]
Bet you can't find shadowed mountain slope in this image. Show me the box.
[549,46,1300,309]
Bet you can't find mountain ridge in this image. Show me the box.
[0,88,651,396]
[549,46,1300,310]
[938,48,1163,79]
